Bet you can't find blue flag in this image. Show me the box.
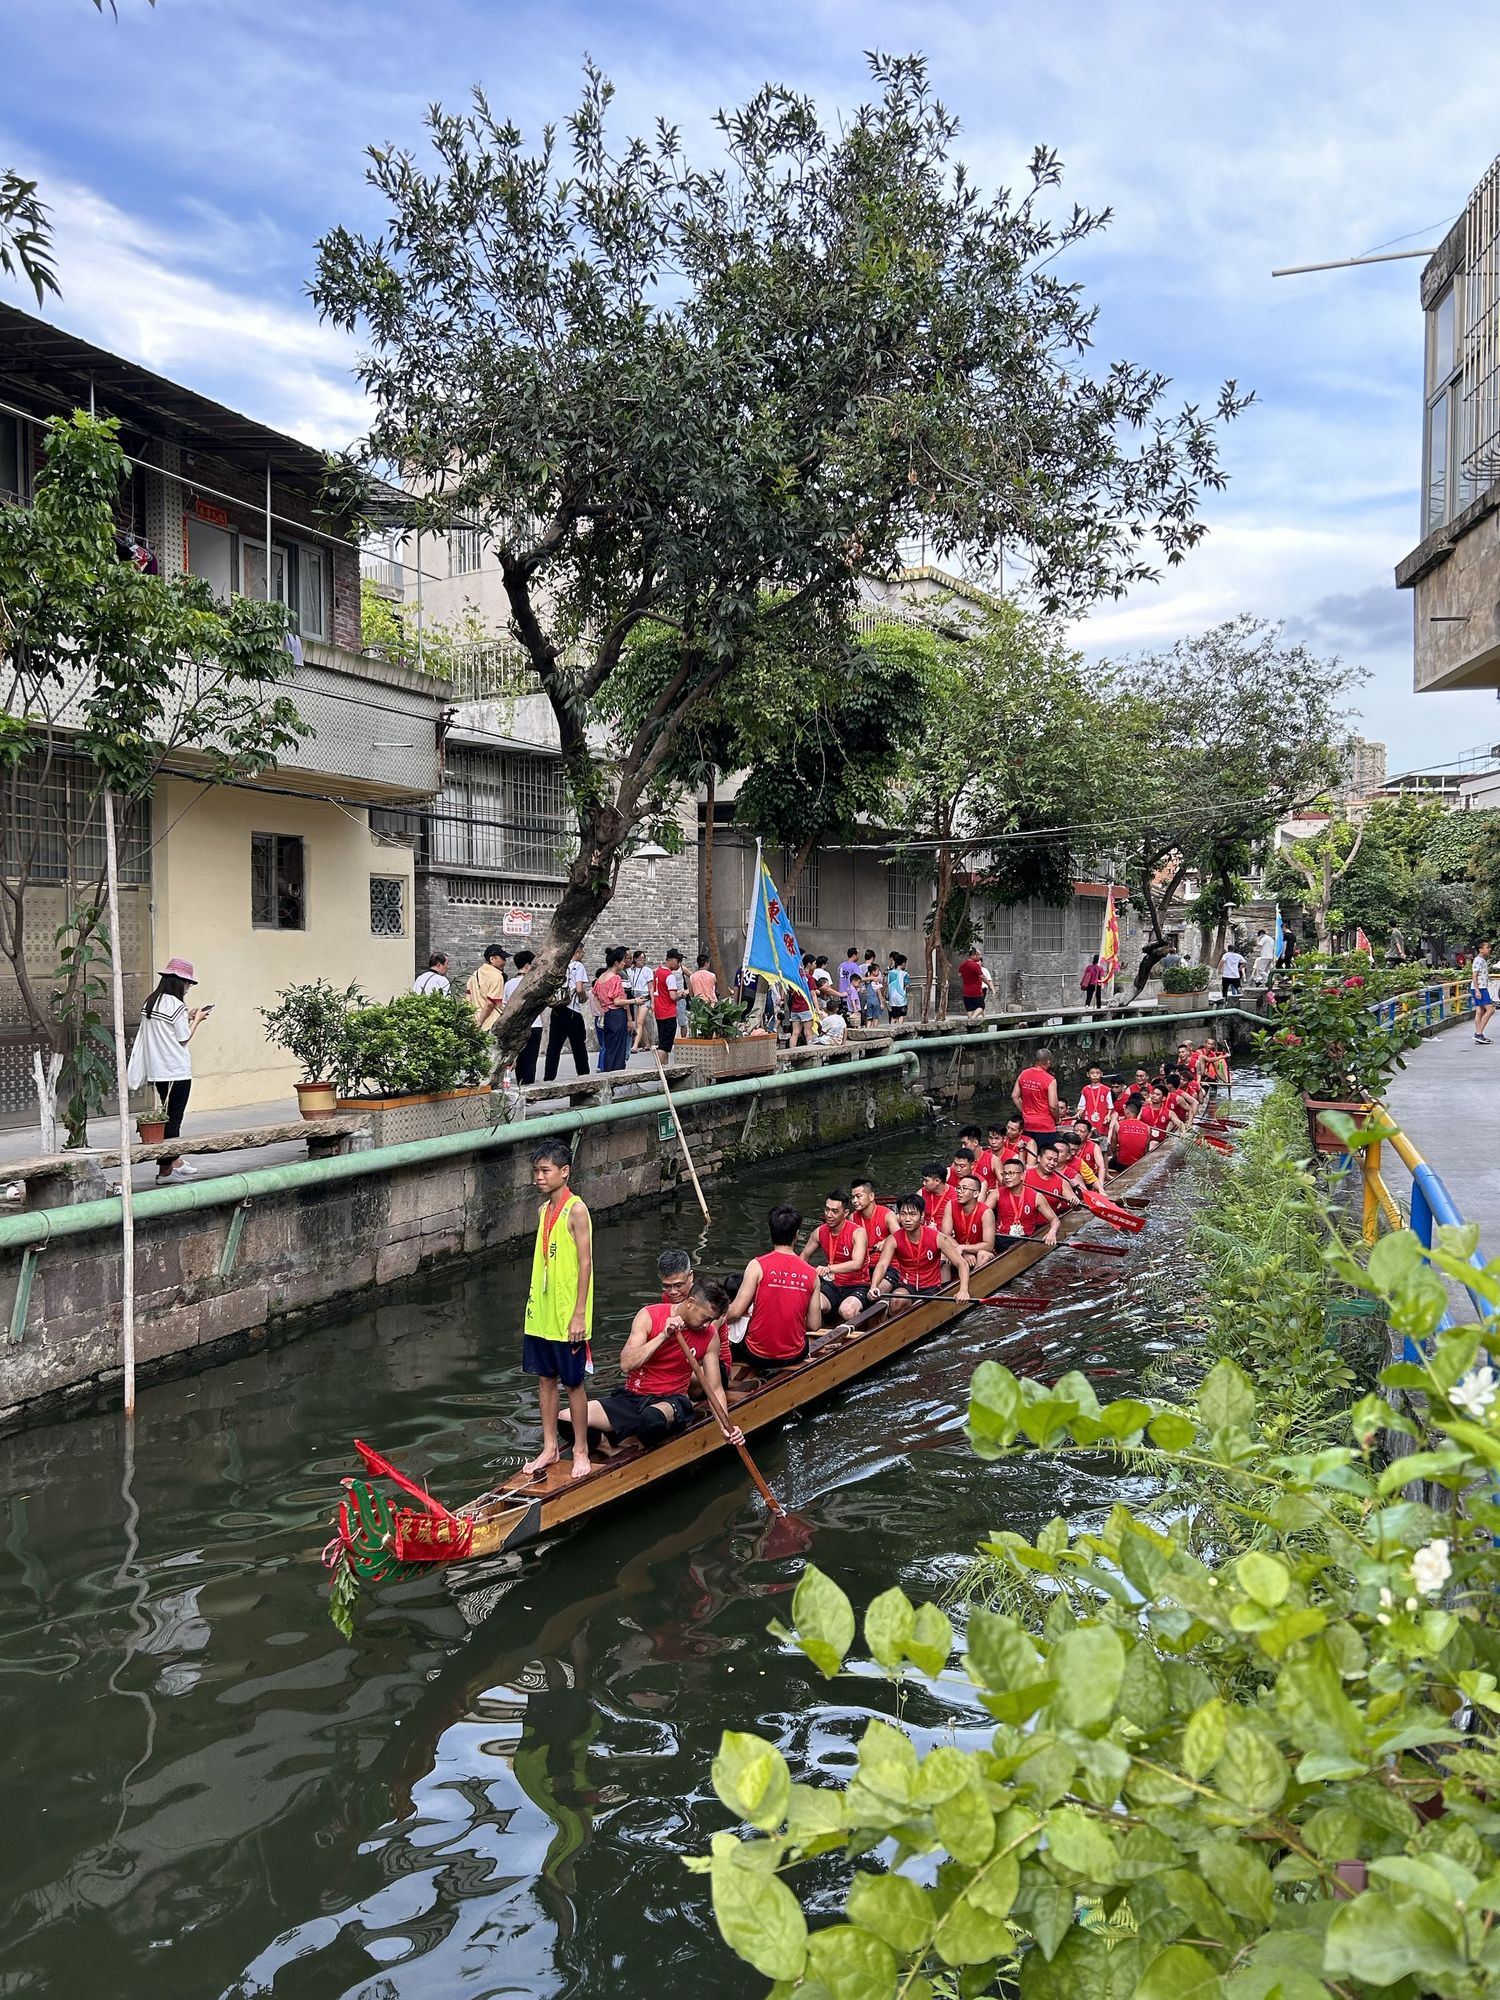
[742,849,814,1013]
[1273,904,1284,961]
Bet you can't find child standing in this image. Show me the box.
[521,1141,595,1480]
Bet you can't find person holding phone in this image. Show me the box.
[126,956,210,1180]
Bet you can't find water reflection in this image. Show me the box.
[0,1079,1253,1998]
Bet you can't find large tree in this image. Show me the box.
[0,414,305,1146]
[1109,617,1360,992]
[313,55,1245,1062]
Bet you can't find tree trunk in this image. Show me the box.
[33,1049,62,1154]
[1212,910,1230,964]
[702,769,729,996]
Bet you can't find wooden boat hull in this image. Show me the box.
[382,1147,1168,1568]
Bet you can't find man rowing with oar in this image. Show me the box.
[800,1188,870,1326]
[993,1155,1060,1244]
[868,1194,971,1301]
[568,1276,743,1455]
[947,1170,996,1271]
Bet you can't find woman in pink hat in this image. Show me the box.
[126,957,210,1181]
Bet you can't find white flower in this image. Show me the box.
[1379,1587,1394,1611]
[1451,1366,1499,1419]
[1411,1539,1452,1599]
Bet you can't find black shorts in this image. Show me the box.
[887,1280,945,1300]
[819,1281,867,1316]
[597,1388,693,1442]
[522,1334,591,1388]
[888,1005,908,1021]
[963,995,985,1012]
[741,1340,809,1375]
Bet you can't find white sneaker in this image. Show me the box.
[167,1159,198,1178]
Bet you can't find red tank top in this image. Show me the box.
[1079,1084,1113,1130]
[994,1186,1043,1238]
[746,1250,817,1359]
[890,1224,944,1290]
[973,1148,1000,1191]
[1114,1117,1151,1166]
[1141,1102,1171,1135]
[923,1187,958,1230]
[816,1218,860,1273]
[1026,1169,1069,1207]
[949,1202,989,1247]
[627,1302,716,1397]
[854,1203,895,1281]
[1016,1067,1055,1131]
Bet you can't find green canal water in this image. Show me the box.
[0,1083,1248,1998]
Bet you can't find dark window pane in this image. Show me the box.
[251,833,274,926]
[275,835,305,931]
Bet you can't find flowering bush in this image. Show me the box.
[1256,954,1422,1101]
[697,1216,1500,1998]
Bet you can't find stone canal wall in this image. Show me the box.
[0,1008,1252,1431]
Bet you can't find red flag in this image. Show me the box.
[1354,927,1374,958]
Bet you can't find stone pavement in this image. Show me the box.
[1383,1024,1500,1251]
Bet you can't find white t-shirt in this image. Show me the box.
[564,959,589,1014]
[133,994,192,1082]
[1220,951,1246,979]
[1474,955,1491,991]
[411,969,450,995]
[502,973,542,1027]
[814,1015,847,1046]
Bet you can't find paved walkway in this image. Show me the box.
[1383,1024,1500,1248]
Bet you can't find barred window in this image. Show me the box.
[1030,899,1067,951]
[370,875,406,938]
[0,754,151,887]
[423,749,571,877]
[442,876,563,910]
[886,864,921,931]
[251,833,305,930]
[987,902,1014,951]
[782,847,819,928]
[447,527,483,576]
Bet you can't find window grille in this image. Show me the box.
[442,876,564,910]
[448,528,483,577]
[251,833,306,930]
[781,848,819,928]
[1030,899,1066,951]
[423,749,571,877]
[369,875,406,937]
[886,864,921,931]
[1461,155,1500,495]
[987,902,1014,951]
[0,754,151,887]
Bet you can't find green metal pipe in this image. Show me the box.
[0,1049,922,1252]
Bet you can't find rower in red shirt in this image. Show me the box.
[921,1162,960,1232]
[1163,1073,1198,1130]
[996,1113,1036,1169]
[993,1156,1060,1244]
[723,1204,823,1374]
[1111,1095,1157,1169]
[850,1177,896,1285]
[949,1126,989,1189]
[948,1170,997,1271]
[1012,1048,1060,1138]
[1076,1063,1115,1135]
[799,1188,870,1327]
[1114,1067,1153,1115]
[1026,1140,1081,1212]
[1139,1084,1176,1140]
[870,1195,970,1300]
[1065,1117,1110,1190]
[575,1277,739,1450]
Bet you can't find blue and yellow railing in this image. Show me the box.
[1360,1108,1488,1327]
[1372,976,1473,1033]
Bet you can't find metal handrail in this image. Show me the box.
[1360,1105,1488,1325]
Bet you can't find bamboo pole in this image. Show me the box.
[668,1325,785,1517]
[103,789,137,1418]
[655,1052,710,1222]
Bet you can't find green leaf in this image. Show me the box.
[907,1601,954,1677]
[1367,1228,1423,1287]
[712,1731,791,1831]
[1234,1552,1289,1608]
[967,1849,1021,1920]
[933,1888,1012,1968]
[1149,1410,1196,1451]
[1051,1625,1125,1731]
[857,1717,919,1806]
[786,1783,846,1844]
[1044,1807,1116,1884]
[1212,1725,1287,1816]
[1118,1639,1171,1730]
[935,1781,994,1866]
[786,1564,855,1678]
[1198,1357,1254,1434]
[1135,1943,1225,2000]
[1181,1698,1227,1780]
[710,1837,808,1981]
[1324,1890,1467,1986]
[1196,1840,1274,1926]
[847,1871,934,1954]
[913,1744,971,1808]
[804,1922,899,2000]
[1013,1862,1075,1961]
[865,1587,915,1670]
[1099,1397,1154,1440]
[965,1609,1044,1696]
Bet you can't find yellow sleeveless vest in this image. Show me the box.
[524,1191,594,1342]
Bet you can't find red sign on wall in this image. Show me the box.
[191,499,230,528]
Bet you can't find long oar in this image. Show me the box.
[1194,1131,1235,1155]
[1080,1188,1147,1234]
[656,1053,710,1222]
[669,1325,785,1517]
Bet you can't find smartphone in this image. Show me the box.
[199,1002,215,1012]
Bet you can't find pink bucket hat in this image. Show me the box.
[159,957,197,983]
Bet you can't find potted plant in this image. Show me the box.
[1158,961,1212,1012]
[1255,956,1423,1151]
[333,991,495,1145]
[260,979,364,1119]
[676,993,778,1079]
[135,1113,167,1145]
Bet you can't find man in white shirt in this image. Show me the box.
[502,949,545,1084]
[544,954,593,1080]
[1218,946,1246,1001]
[1250,931,1273,986]
[411,952,450,996]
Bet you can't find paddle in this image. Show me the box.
[656,1053,710,1222]
[1194,1131,1236,1155]
[668,1324,786,1519]
[1079,1188,1147,1234]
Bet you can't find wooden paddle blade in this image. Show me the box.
[1196,1133,1235,1154]
[1079,1190,1147,1234]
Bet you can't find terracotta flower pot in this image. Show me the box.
[1303,1095,1369,1154]
[295,1079,338,1121]
[135,1118,168,1145]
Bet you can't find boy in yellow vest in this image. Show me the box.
[522,1140,595,1480]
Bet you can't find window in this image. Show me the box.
[240,538,329,638]
[1425,284,1468,528]
[782,848,819,929]
[0,753,150,884]
[0,414,28,503]
[987,901,1014,952]
[184,518,235,601]
[369,875,406,937]
[887,863,921,931]
[424,750,571,876]
[1030,899,1066,951]
[251,833,305,930]
[448,527,482,576]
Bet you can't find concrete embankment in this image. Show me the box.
[0,1007,1252,1432]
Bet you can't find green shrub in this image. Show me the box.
[1259,954,1422,1101]
[1161,961,1211,993]
[688,993,750,1040]
[334,991,491,1098]
[259,978,364,1082]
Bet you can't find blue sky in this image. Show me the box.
[7,0,1500,767]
